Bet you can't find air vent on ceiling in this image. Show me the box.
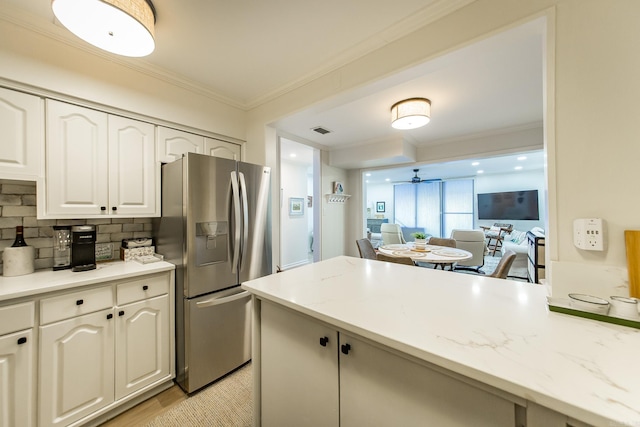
[312,126,331,135]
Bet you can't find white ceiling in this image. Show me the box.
[3,0,545,179]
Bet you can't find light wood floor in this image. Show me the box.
[100,384,187,426]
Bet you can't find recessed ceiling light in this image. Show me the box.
[514,166,523,170]
[385,178,390,182]
[477,170,484,174]
[365,173,371,177]
[290,153,297,158]
[365,180,369,183]
[471,161,479,166]
[517,156,527,161]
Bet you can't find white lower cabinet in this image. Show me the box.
[39,309,115,427]
[37,272,173,427]
[0,302,35,427]
[260,301,516,427]
[115,294,170,400]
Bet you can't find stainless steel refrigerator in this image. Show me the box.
[156,152,272,393]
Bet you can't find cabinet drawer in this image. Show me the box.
[0,301,35,335]
[40,286,114,325]
[117,274,169,306]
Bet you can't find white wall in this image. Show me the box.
[475,169,546,232]
[321,151,349,259]
[366,184,395,222]
[280,160,311,269]
[248,0,640,300]
[8,1,636,299]
[0,18,246,143]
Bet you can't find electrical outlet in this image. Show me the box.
[573,218,604,251]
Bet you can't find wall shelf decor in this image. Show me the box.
[325,193,351,203]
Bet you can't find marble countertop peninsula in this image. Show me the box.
[242,256,640,427]
[0,260,175,302]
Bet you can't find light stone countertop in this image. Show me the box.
[242,256,640,427]
[0,260,175,302]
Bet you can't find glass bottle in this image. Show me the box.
[12,226,27,247]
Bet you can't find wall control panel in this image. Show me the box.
[573,218,604,251]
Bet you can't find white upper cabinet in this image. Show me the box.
[108,115,158,216]
[44,100,108,217]
[157,127,204,164]
[41,100,158,218]
[0,87,43,180]
[204,137,241,160]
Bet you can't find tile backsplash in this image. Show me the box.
[0,179,154,274]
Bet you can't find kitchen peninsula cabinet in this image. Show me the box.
[41,100,158,218]
[260,301,515,427]
[0,302,35,427]
[0,87,43,181]
[244,256,639,426]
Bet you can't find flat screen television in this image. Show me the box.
[477,190,539,220]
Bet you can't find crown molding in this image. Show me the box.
[0,0,476,111]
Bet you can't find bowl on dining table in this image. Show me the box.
[568,293,610,315]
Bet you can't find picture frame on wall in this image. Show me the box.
[376,201,385,213]
[289,197,304,216]
[333,181,344,194]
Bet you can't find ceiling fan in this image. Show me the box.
[395,169,441,184]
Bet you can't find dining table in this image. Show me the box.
[377,243,472,266]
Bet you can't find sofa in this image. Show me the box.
[501,227,545,274]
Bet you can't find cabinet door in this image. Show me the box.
[39,309,114,427]
[339,333,515,427]
[157,127,204,163]
[45,100,108,216]
[115,294,170,400]
[0,329,34,427]
[204,137,241,160]
[0,87,43,180]
[260,301,339,427]
[108,115,158,216]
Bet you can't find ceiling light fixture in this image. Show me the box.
[390,98,431,130]
[52,0,156,57]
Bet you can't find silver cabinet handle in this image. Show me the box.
[230,171,241,273]
[238,171,249,271]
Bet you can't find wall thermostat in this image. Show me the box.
[573,218,604,251]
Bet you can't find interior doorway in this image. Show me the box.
[278,137,320,269]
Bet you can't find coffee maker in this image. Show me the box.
[52,225,71,270]
[71,225,96,272]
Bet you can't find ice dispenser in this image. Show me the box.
[195,222,228,266]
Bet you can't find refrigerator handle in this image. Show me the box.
[238,171,249,270]
[231,171,241,273]
[195,290,250,308]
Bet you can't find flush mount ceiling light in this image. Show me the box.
[52,0,156,57]
[390,98,431,130]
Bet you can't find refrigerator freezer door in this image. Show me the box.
[180,287,251,393]
[185,154,238,297]
[237,161,272,283]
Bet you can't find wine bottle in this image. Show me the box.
[12,226,27,247]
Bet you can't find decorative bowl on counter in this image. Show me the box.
[568,293,610,315]
[609,296,640,320]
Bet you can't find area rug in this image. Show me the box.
[144,364,252,427]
